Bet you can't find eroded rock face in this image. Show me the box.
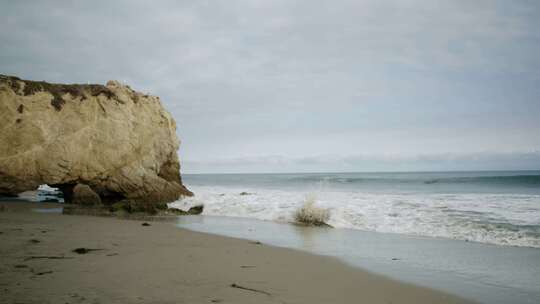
[0,75,192,206]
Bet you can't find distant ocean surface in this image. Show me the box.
[172,171,540,248]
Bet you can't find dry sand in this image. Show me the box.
[0,201,474,304]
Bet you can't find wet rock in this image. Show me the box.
[167,204,204,215]
[187,205,203,215]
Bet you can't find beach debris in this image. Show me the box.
[68,293,87,301]
[230,283,271,296]
[249,241,262,245]
[391,258,401,261]
[29,239,41,244]
[294,195,330,227]
[14,264,28,269]
[211,299,224,303]
[240,265,256,268]
[34,270,53,276]
[141,222,151,226]
[106,253,119,256]
[239,192,254,196]
[24,256,74,261]
[72,247,104,254]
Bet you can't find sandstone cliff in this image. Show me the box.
[0,75,192,207]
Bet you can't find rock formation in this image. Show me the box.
[0,75,192,208]
[71,184,102,206]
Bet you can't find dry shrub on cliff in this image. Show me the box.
[294,195,330,226]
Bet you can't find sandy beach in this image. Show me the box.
[0,201,473,304]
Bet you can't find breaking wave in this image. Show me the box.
[171,186,540,248]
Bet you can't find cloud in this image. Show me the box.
[1,1,540,173]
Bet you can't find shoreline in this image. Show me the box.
[178,214,540,304]
[0,200,473,304]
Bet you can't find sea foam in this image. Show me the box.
[170,185,540,248]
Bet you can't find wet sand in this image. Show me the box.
[0,201,473,304]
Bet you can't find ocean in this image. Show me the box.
[174,170,540,248]
[174,170,540,304]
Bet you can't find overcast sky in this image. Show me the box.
[1,0,539,173]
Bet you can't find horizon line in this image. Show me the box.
[182,169,540,175]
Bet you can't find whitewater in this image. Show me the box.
[171,171,540,248]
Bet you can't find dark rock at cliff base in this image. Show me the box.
[167,204,204,215]
[0,75,192,208]
[71,184,102,205]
